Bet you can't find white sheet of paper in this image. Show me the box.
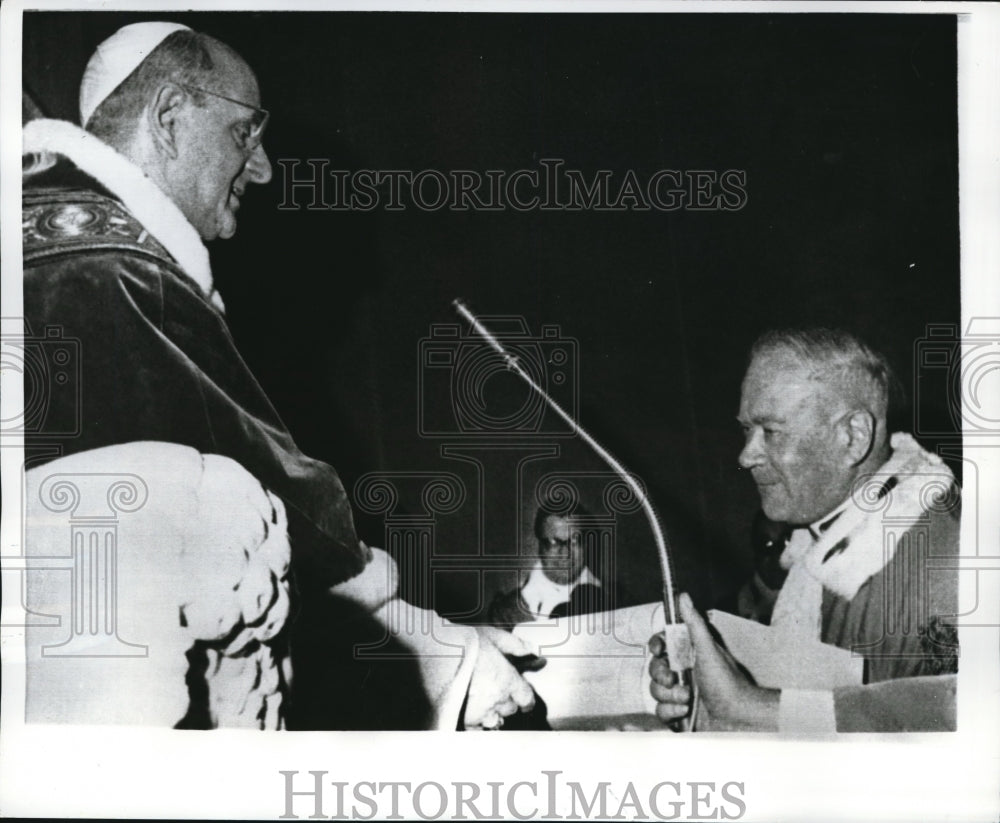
[706,608,863,691]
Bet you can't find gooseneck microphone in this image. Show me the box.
[452,299,697,730]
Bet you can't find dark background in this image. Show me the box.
[23,11,961,618]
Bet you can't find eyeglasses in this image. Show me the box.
[182,84,269,153]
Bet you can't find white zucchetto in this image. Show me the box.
[79,21,191,127]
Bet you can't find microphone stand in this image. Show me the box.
[452,299,698,731]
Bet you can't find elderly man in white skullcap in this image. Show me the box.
[23,22,537,731]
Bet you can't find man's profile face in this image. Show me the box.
[170,44,272,240]
[737,349,853,526]
[537,515,586,586]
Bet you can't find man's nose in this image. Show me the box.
[245,144,272,185]
[738,429,764,470]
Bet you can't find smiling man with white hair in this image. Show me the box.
[649,328,960,732]
[23,21,535,731]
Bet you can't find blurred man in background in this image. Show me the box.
[489,503,621,629]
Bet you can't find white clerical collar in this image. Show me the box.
[779,432,955,600]
[520,561,601,619]
[22,119,222,311]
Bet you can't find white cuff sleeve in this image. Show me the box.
[779,689,836,734]
[371,599,478,731]
[329,545,399,612]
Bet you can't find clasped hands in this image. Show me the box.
[331,544,540,731]
[648,593,780,732]
[468,591,784,732]
[467,591,784,731]
[463,625,542,730]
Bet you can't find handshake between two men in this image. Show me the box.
[22,17,956,729]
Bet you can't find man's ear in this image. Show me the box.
[842,409,876,466]
[146,83,187,159]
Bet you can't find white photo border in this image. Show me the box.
[2,2,998,821]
